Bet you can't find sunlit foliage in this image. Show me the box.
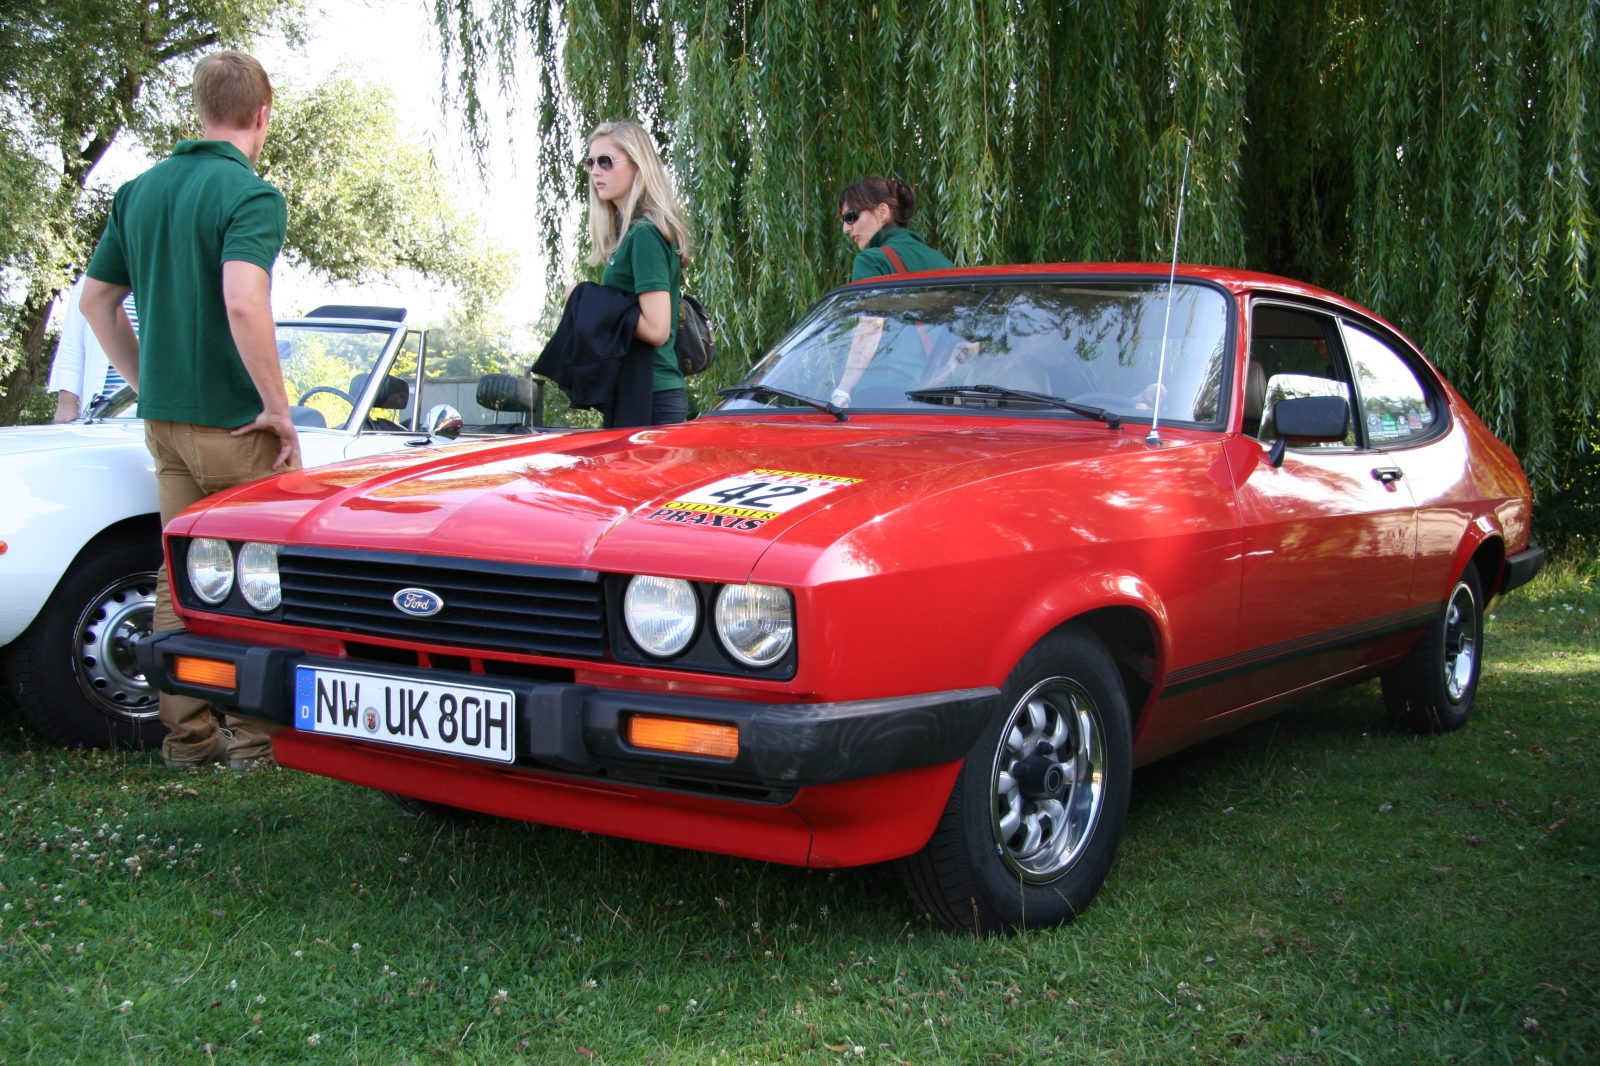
[432,0,1599,534]
[0,2,508,425]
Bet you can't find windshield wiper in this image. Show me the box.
[718,384,849,422]
[905,385,1121,429]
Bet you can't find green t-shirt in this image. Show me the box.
[602,218,683,393]
[86,140,287,429]
[851,226,955,281]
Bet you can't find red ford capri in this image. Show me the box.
[142,264,1543,932]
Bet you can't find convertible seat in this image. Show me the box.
[350,372,411,411]
[470,373,540,434]
[477,373,535,414]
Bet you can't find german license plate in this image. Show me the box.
[293,665,516,764]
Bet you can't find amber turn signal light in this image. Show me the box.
[626,715,739,759]
[173,656,237,690]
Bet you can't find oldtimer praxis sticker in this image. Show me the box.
[643,468,862,532]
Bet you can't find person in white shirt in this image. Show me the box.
[49,276,138,422]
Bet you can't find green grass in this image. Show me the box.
[1,562,1595,1064]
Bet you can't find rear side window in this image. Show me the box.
[1340,323,1435,445]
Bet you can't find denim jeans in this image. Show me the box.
[651,387,688,425]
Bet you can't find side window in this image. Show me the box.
[1244,303,1356,449]
[369,330,422,433]
[1340,323,1435,446]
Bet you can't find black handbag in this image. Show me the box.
[675,292,716,376]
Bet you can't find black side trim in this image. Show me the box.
[1160,601,1444,698]
[1498,545,1545,597]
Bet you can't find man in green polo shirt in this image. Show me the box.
[81,50,294,772]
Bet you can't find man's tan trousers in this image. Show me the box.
[146,419,298,762]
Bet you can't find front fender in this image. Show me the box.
[0,426,160,646]
[755,438,1238,706]
[978,569,1170,694]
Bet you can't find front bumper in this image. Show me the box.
[136,630,998,791]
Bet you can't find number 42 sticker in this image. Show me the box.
[644,468,863,532]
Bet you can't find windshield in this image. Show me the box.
[87,323,402,428]
[717,280,1232,424]
[279,324,402,430]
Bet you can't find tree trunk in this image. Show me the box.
[0,281,62,425]
[0,112,124,424]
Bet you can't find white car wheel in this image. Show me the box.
[4,524,168,749]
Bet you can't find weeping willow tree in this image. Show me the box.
[434,0,1598,537]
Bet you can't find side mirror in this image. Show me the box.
[1268,396,1349,467]
[423,403,463,442]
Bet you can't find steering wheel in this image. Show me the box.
[297,386,356,408]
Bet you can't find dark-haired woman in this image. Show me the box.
[839,176,953,281]
[830,177,954,406]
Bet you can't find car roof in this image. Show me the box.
[843,262,1411,349]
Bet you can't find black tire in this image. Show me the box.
[1382,560,1484,733]
[4,522,167,749]
[381,792,479,821]
[898,624,1133,933]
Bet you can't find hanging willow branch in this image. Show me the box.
[433,0,1598,518]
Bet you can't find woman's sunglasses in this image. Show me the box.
[584,154,616,172]
[840,209,861,225]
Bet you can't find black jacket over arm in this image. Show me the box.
[533,282,655,428]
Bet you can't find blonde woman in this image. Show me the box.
[586,120,693,425]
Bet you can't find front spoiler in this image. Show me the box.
[272,729,964,868]
[137,630,999,790]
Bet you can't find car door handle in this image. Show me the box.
[1370,466,1404,484]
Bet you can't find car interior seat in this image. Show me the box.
[472,373,539,433]
[350,373,412,432]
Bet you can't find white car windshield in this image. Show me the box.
[92,323,401,428]
[279,324,401,430]
[717,280,1232,424]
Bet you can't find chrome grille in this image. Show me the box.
[277,546,606,658]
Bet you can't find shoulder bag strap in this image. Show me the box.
[877,243,932,356]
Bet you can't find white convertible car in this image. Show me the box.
[0,306,544,748]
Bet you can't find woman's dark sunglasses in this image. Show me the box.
[840,209,861,225]
[584,154,616,172]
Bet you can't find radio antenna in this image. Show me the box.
[1145,135,1193,447]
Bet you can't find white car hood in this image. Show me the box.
[0,420,150,457]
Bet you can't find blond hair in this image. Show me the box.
[586,120,692,268]
[194,50,273,129]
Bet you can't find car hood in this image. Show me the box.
[177,418,1141,584]
[0,420,148,457]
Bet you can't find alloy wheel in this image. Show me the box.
[1442,580,1478,702]
[990,676,1107,881]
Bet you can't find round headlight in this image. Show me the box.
[238,542,281,612]
[186,538,234,605]
[624,576,699,658]
[715,583,793,667]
